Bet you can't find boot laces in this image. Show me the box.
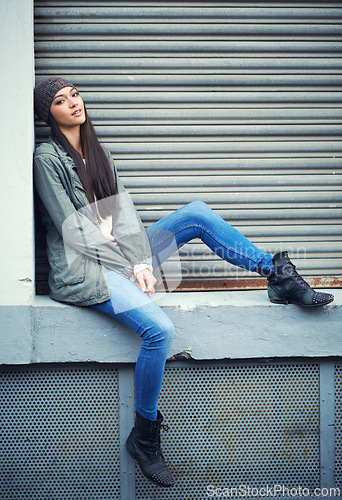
[150,422,169,457]
[283,259,309,289]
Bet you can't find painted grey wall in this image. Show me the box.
[1,290,340,365]
[0,0,35,307]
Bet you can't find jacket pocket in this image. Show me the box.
[52,251,85,289]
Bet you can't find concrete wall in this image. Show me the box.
[0,0,35,365]
[0,0,35,307]
[1,290,341,365]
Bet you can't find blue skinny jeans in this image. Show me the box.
[90,201,274,421]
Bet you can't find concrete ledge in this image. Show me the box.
[2,289,340,365]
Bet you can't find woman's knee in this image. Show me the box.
[184,200,213,226]
[142,313,175,349]
[186,200,209,213]
[160,316,175,345]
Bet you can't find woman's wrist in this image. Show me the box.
[133,263,153,277]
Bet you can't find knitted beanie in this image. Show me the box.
[34,77,75,123]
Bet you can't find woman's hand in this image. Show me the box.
[135,269,157,297]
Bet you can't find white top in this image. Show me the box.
[82,159,152,278]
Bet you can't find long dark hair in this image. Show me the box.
[48,106,116,218]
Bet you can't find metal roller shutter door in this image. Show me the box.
[34,1,342,292]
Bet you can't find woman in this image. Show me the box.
[33,77,334,488]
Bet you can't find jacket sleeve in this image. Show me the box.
[34,152,137,279]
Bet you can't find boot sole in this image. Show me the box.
[269,297,334,307]
[268,286,334,307]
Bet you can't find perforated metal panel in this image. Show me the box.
[136,363,320,499]
[335,363,342,489]
[1,361,340,499]
[0,366,120,500]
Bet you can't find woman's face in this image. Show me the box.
[50,86,86,128]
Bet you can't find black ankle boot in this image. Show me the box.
[267,251,334,307]
[126,410,175,488]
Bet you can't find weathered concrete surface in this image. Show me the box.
[0,0,35,307]
[2,289,339,365]
[0,306,33,364]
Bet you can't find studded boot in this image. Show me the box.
[266,251,334,307]
[126,410,175,488]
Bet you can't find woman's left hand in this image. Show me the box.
[135,269,157,297]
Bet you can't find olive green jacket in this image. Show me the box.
[34,137,153,306]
